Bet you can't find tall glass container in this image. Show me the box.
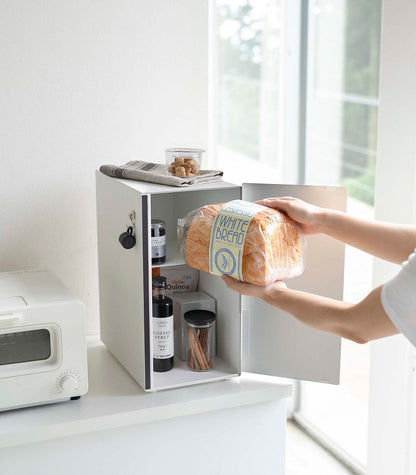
[184,310,216,371]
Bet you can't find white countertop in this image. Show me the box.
[0,336,292,450]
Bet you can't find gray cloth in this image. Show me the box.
[100,161,223,187]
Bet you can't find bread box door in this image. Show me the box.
[241,183,347,384]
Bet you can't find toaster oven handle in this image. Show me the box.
[0,313,21,326]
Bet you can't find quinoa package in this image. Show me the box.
[159,264,199,295]
[177,200,306,286]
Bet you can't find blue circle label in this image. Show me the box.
[214,248,236,275]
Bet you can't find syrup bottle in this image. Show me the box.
[152,276,174,372]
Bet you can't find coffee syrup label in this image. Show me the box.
[153,316,174,359]
[151,235,166,258]
[209,200,266,281]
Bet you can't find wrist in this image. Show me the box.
[263,284,291,306]
[316,208,335,233]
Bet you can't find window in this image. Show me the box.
[304,0,380,205]
[295,0,381,470]
[212,0,285,183]
[212,0,382,471]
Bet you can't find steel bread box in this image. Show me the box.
[96,171,346,391]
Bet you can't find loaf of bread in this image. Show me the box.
[178,201,306,286]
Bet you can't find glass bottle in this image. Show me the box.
[152,276,174,372]
[151,220,166,265]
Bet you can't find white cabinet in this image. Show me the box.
[96,172,346,391]
[0,338,292,475]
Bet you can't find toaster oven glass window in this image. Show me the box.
[0,329,51,366]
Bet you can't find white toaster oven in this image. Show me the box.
[0,270,88,411]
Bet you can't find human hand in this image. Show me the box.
[256,197,324,234]
[222,275,288,301]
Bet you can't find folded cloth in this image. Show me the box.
[100,161,223,187]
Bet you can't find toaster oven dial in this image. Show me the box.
[58,375,78,393]
[56,371,80,393]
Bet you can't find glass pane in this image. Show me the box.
[0,329,51,365]
[305,0,380,205]
[216,0,283,183]
[300,0,382,467]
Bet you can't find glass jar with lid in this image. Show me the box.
[184,310,216,371]
[165,148,205,178]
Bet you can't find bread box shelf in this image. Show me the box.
[151,257,185,269]
[96,171,347,392]
[152,356,238,391]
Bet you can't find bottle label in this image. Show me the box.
[209,200,266,281]
[153,316,174,359]
[151,235,166,259]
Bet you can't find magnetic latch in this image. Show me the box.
[119,226,136,249]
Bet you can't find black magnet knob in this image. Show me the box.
[119,226,136,249]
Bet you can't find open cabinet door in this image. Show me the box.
[241,183,347,384]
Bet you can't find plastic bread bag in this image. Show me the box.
[177,200,307,286]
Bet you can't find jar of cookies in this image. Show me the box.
[165,148,205,178]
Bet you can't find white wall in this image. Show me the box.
[0,1,208,334]
[368,0,416,473]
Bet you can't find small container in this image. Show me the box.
[184,310,216,372]
[151,220,166,265]
[172,291,216,361]
[165,148,205,178]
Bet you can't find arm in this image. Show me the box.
[257,197,416,264]
[222,276,399,344]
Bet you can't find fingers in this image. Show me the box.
[221,275,265,298]
[256,197,296,203]
[256,196,296,205]
[222,276,289,304]
[255,197,296,212]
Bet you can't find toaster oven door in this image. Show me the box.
[0,328,51,365]
[0,324,62,376]
[241,183,346,384]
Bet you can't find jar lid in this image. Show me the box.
[184,310,216,326]
[165,148,205,158]
[152,276,167,288]
[151,219,165,228]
